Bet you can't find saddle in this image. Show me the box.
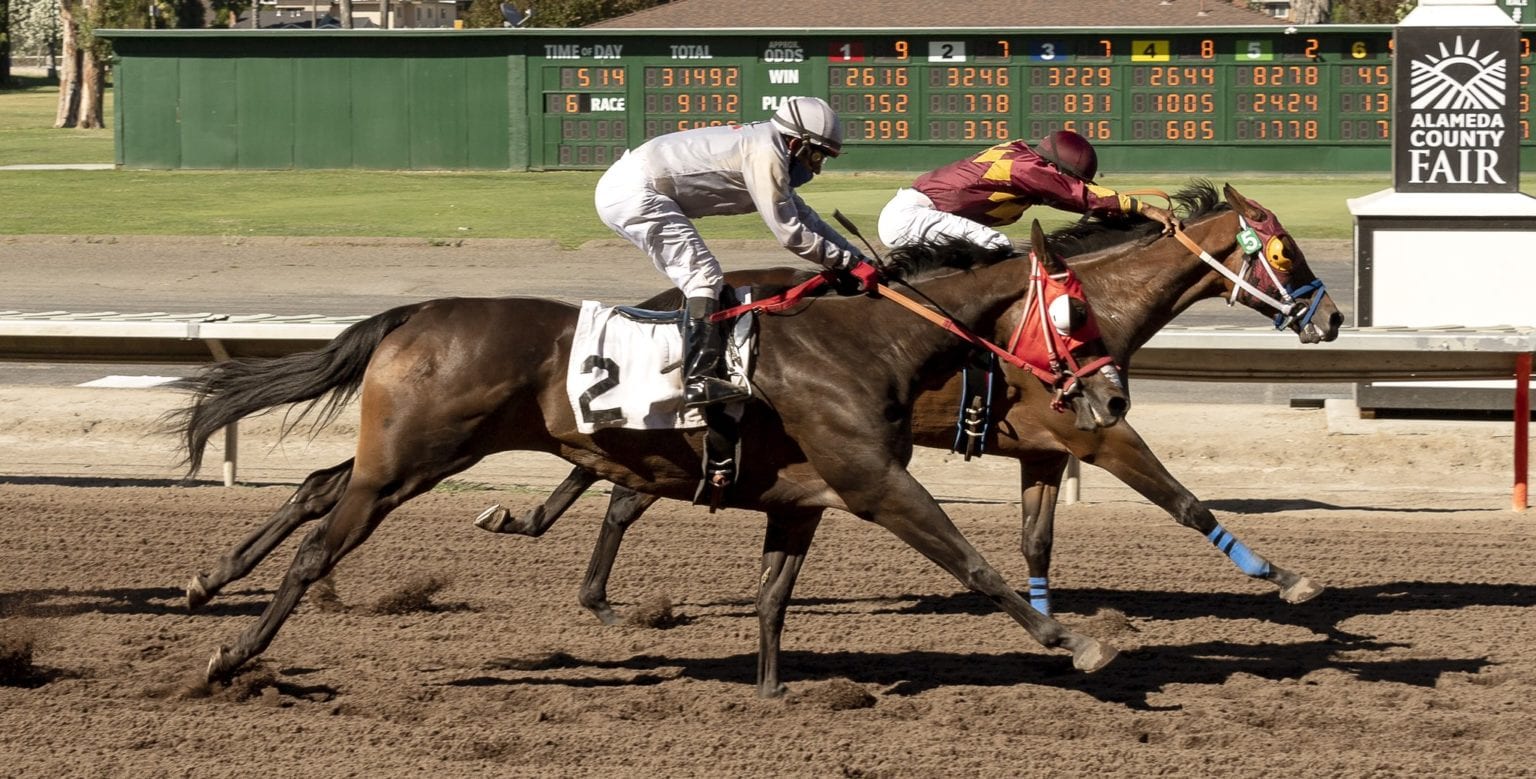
[567,287,754,508]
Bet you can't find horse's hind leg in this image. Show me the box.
[1092,424,1323,604]
[473,464,600,536]
[187,459,353,611]
[578,486,660,625]
[756,509,822,698]
[204,458,468,682]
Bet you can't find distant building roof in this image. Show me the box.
[591,0,1286,29]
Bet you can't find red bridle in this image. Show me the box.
[1005,253,1118,411]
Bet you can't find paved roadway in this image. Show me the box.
[0,234,1356,404]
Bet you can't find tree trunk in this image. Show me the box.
[1,0,12,88]
[77,49,103,129]
[54,0,81,129]
[69,0,102,129]
[1290,0,1330,24]
[340,0,353,28]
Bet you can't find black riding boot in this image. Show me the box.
[683,296,750,409]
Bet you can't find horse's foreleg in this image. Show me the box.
[577,486,660,625]
[187,459,354,611]
[474,464,600,536]
[1018,455,1069,616]
[755,509,823,698]
[1094,425,1324,604]
[854,471,1117,673]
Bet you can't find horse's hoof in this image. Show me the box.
[1071,637,1119,673]
[205,646,238,682]
[186,574,212,612]
[1280,576,1325,604]
[584,604,622,626]
[758,682,788,699]
[473,505,509,533]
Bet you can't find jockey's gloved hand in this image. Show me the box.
[833,257,882,296]
[1140,203,1182,236]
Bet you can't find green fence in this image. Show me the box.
[100,26,1536,172]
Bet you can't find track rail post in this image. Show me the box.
[205,339,238,487]
[1515,352,1531,512]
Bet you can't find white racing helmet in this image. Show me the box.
[771,97,844,156]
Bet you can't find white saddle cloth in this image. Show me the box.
[566,295,754,434]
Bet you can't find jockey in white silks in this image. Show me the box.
[594,97,879,408]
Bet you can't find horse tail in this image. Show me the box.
[166,303,420,475]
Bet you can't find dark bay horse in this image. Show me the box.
[173,221,1129,696]
[474,181,1345,623]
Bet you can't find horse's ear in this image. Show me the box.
[1223,182,1263,222]
[1030,220,1065,273]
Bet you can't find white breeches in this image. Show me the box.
[595,151,723,300]
[876,187,1013,252]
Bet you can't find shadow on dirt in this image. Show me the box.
[0,586,269,618]
[0,476,295,489]
[881,580,1536,644]
[442,580,1525,708]
[1202,497,1506,514]
[444,641,1490,710]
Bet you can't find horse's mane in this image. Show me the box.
[1045,179,1224,258]
[881,238,1014,281]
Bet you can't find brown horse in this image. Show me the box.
[473,181,1345,623]
[173,220,1129,696]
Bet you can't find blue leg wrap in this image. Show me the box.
[1027,576,1051,615]
[1206,524,1272,577]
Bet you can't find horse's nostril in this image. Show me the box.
[1108,396,1130,418]
[1327,311,1344,341]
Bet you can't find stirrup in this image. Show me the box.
[684,377,750,408]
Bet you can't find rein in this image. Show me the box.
[711,272,833,320]
[711,253,1113,412]
[881,255,1114,410]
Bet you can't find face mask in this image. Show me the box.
[788,157,815,188]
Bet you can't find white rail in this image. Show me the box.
[1,312,1531,507]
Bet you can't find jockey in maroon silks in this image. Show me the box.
[877,130,1181,253]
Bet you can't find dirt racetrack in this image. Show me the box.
[3,389,1536,777]
[1,233,1533,776]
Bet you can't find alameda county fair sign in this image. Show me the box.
[1394,27,1520,191]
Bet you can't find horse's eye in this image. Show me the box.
[1068,299,1090,331]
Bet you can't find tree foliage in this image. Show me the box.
[462,0,504,28]
[8,0,57,57]
[206,0,252,27]
[1288,0,1329,25]
[521,0,664,28]
[1331,0,1415,23]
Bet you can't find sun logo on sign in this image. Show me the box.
[1410,35,1507,111]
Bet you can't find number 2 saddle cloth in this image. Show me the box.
[566,292,756,435]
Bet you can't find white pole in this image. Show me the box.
[1063,456,1081,504]
[206,339,239,487]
